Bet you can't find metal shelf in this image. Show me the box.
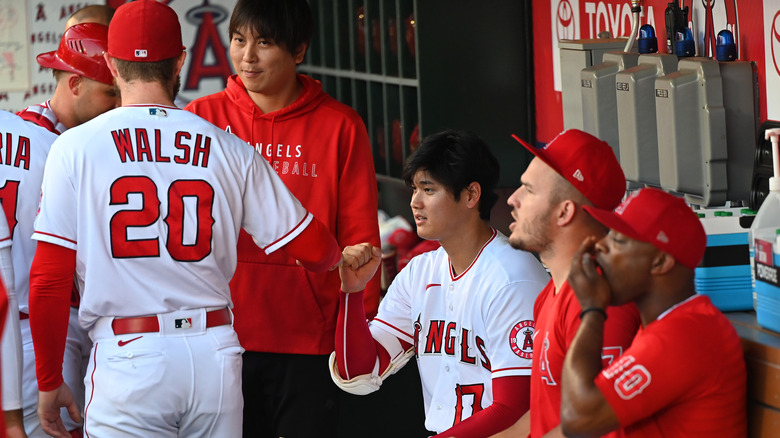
[304,0,419,178]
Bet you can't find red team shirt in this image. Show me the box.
[185,74,381,355]
[595,295,747,437]
[530,280,640,438]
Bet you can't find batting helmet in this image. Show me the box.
[37,22,113,85]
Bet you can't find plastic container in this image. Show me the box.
[696,208,753,311]
[749,187,780,308]
[753,128,780,332]
[754,228,780,333]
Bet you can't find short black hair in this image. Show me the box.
[402,129,500,220]
[229,0,313,57]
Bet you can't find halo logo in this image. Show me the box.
[556,0,577,40]
[772,10,780,77]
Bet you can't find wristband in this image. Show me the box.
[580,307,607,320]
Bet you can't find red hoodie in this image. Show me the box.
[185,74,381,354]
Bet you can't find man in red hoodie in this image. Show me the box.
[185,0,381,436]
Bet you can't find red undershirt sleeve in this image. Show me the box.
[335,290,412,379]
[28,242,75,391]
[279,216,341,273]
[432,375,531,438]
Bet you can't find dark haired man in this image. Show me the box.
[333,130,549,437]
[29,1,340,436]
[185,1,380,436]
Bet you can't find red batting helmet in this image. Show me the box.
[37,22,113,85]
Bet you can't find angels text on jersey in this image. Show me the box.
[225,125,318,178]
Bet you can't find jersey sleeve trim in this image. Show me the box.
[493,365,533,378]
[32,232,77,250]
[372,317,414,344]
[262,212,313,254]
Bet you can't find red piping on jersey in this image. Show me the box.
[263,213,310,250]
[449,228,497,281]
[0,236,9,243]
[373,317,413,339]
[425,283,441,290]
[493,366,533,373]
[33,231,77,245]
[84,342,98,438]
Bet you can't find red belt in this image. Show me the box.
[19,312,29,320]
[111,308,231,335]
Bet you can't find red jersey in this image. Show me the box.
[185,74,380,354]
[596,295,747,437]
[530,280,640,438]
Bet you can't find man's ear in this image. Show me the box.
[67,74,83,95]
[465,182,482,209]
[104,53,120,80]
[650,251,676,275]
[556,199,577,227]
[173,51,187,76]
[294,43,308,64]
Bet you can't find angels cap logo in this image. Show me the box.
[615,190,640,216]
[509,320,535,359]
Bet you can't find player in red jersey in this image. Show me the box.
[496,129,641,438]
[561,187,747,437]
[28,2,340,437]
[185,1,380,435]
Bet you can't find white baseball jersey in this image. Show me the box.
[2,110,89,436]
[0,111,50,414]
[0,110,56,312]
[33,105,312,327]
[0,210,22,410]
[371,229,549,433]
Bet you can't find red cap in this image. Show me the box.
[107,0,184,62]
[37,23,113,85]
[584,188,706,270]
[513,129,626,210]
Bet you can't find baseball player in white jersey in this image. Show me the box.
[0,110,57,437]
[0,209,22,436]
[331,130,549,437]
[12,19,116,438]
[28,2,340,437]
[16,23,118,136]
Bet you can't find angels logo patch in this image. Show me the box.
[509,320,535,359]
